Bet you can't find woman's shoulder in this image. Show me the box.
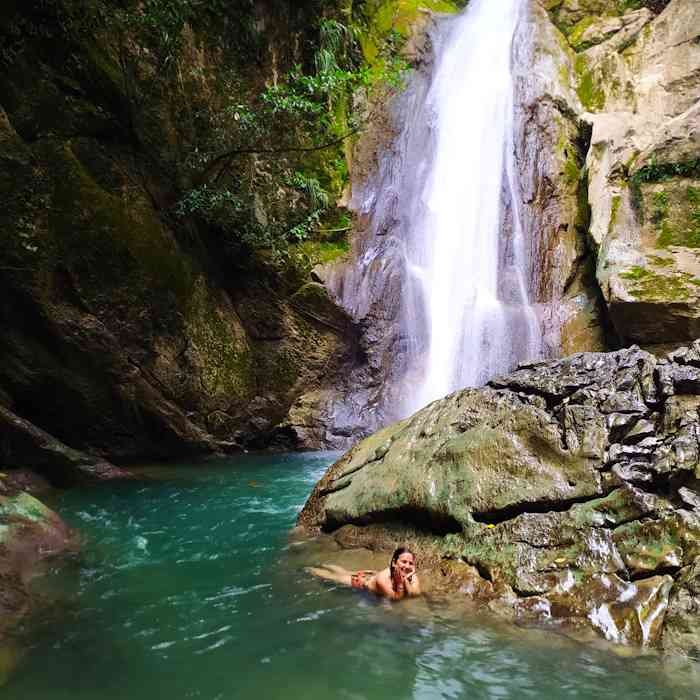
[369,568,392,592]
[374,567,391,582]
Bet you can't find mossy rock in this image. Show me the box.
[619,266,700,303]
[662,558,700,660]
[358,0,464,66]
[640,180,700,249]
[289,282,349,330]
[183,276,255,404]
[613,512,700,574]
[574,54,606,111]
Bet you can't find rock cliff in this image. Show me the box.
[548,0,700,351]
[299,342,700,656]
[0,0,358,464]
[288,0,699,447]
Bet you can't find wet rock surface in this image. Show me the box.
[299,343,700,655]
[0,483,77,641]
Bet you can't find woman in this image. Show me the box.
[308,547,421,600]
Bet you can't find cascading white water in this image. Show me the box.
[400,0,540,414]
[325,0,543,436]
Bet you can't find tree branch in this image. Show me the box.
[194,126,363,187]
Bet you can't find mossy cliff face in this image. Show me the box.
[547,0,700,350]
[0,0,358,462]
[299,342,700,656]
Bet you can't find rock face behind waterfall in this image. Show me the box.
[289,0,609,447]
[513,1,606,357]
[299,342,700,656]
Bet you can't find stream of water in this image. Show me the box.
[403,0,540,412]
[3,453,697,699]
[328,0,541,427]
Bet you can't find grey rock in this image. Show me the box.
[679,487,700,511]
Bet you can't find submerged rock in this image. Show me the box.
[299,344,700,656]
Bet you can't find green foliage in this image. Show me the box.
[176,185,244,219]
[171,9,398,260]
[630,159,699,219]
[650,190,669,224]
[2,0,416,269]
[122,0,258,67]
[632,159,700,184]
[682,186,700,247]
[287,172,330,211]
[315,18,354,74]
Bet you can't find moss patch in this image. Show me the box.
[646,254,673,268]
[608,195,622,234]
[44,140,195,312]
[300,239,350,265]
[359,0,464,67]
[620,265,700,302]
[574,55,605,111]
[638,179,700,249]
[185,277,254,400]
[568,16,597,50]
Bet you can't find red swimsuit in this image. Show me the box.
[350,571,373,589]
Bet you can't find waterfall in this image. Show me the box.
[399,0,540,414]
[326,0,543,434]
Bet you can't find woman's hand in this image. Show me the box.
[403,570,420,596]
[399,565,415,582]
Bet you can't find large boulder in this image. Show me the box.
[299,343,700,655]
[0,487,77,639]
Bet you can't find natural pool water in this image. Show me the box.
[4,452,698,699]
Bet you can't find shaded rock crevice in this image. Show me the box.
[323,505,463,538]
[471,491,610,526]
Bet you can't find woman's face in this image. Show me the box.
[395,553,415,576]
